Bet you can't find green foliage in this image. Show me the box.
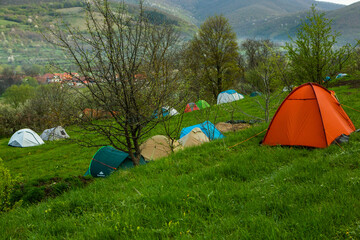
[2,84,36,108]
[21,76,38,87]
[22,64,43,77]
[184,15,240,101]
[285,5,353,85]
[0,158,22,212]
[0,84,79,137]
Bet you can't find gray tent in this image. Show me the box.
[40,126,70,141]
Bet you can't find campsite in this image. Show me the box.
[1,0,360,238]
[0,82,360,238]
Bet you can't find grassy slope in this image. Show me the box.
[0,84,360,238]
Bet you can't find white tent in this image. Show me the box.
[282,85,295,92]
[178,127,209,148]
[163,106,179,116]
[8,129,45,147]
[217,90,244,104]
[40,126,70,141]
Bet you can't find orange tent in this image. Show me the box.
[262,82,355,148]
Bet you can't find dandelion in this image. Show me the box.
[137,226,140,230]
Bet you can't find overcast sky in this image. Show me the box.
[316,0,359,5]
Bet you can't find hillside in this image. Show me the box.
[233,2,360,44]
[0,82,360,238]
[0,1,197,65]
[129,0,344,37]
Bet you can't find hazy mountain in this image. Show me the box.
[238,1,360,44]
[130,0,344,24]
[128,0,360,45]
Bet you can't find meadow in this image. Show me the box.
[0,83,360,239]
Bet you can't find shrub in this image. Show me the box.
[0,103,24,137]
[0,158,22,212]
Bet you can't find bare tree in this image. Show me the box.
[241,39,274,70]
[45,0,182,165]
[247,46,285,122]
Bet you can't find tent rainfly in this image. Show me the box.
[153,106,179,118]
[184,103,200,113]
[84,146,146,177]
[217,90,244,104]
[180,121,224,140]
[40,126,69,141]
[8,128,45,147]
[250,91,262,97]
[179,127,209,147]
[195,100,210,109]
[262,82,356,148]
[140,135,180,161]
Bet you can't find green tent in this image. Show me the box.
[196,100,210,109]
[250,91,262,97]
[84,146,146,177]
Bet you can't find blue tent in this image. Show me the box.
[180,121,224,140]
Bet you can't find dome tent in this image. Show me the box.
[8,129,45,147]
[262,83,355,148]
[250,91,262,97]
[153,106,178,118]
[179,127,209,147]
[163,106,179,116]
[336,73,347,79]
[180,121,224,141]
[84,146,146,177]
[40,126,69,141]
[184,102,200,113]
[195,100,210,109]
[140,135,180,161]
[217,90,244,104]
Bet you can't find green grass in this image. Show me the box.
[0,84,360,238]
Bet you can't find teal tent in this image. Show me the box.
[250,91,262,97]
[84,146,146,177]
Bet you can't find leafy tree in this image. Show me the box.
[186,15,240,101]
[26,84,78,129]
[2,84,35,108]
[22,77,39,87]
[22,64,43,77]
[0,65,21,94]
[45,0,182,165]
[241,39,275,70]
[285,5,354,85]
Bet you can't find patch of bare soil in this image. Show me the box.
[215,122,251,133]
